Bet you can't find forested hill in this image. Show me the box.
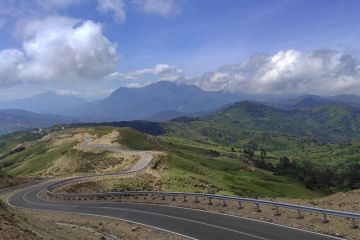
[165,101,360,146]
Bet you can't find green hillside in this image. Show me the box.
[165,101,360,147]
[158,136,323,198]
[164,101,360,192]
[0,127,143,177]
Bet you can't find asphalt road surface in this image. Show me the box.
[80,137,154,172]
[7,183,341,240]
[5,138,341,240]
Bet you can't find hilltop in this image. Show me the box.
[0,127,156,177]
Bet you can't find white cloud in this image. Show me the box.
[188,49,360,95]
[0,16,118,87]
[97,0,126,23]
[126,82,145,88]
[0,49,25,87]
[55,87,114,98]
[132,0,182,17]
[0,0,182,28]
[55,89,80,96]
[96,0,182,23]
[108,63,185,82]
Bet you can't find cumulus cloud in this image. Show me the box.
[0,16,118,87]
[188,49,360,95]
[132,0,182,17]
[97,0,126,23]
[108,64,185,82]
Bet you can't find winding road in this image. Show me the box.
[5,139,341,240]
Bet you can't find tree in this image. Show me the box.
[260,149,267,158]
[275,156,293,175]
[243,149,254,157]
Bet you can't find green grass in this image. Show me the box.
[117,127,155,150]
[87,126,115,137]
[4,141,76,176]
[159,136,323,198]
[0,131,44,153]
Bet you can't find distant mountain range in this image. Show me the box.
[0,92,87,115]
[0,109,76,135]
[2,81,360,135]
[0,81,251,122]
[84,81,250,121]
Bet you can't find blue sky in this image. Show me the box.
[1,0,360,100]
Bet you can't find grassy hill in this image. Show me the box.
[164,101,360,192]
[0,127,146,177]
[157,136,322,198]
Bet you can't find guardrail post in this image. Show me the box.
[297,209,304,219]
[322,214,329,223]
[350,218,358,229]
[134,194,138,199]
[171,195,176,201]
[208,197,212,205]
[162,194,165,200]
[183,194,187,202]
[222,199,227,207]
[151,194,155,200]
[238,201,244,209]
[194,196,199,203]
[274,206,281,216]
[255,203,261,212]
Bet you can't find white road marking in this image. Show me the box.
[6,195,198,240]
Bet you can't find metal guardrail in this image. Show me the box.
[45,161,360,229]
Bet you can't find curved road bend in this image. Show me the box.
[6,139,341,240]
